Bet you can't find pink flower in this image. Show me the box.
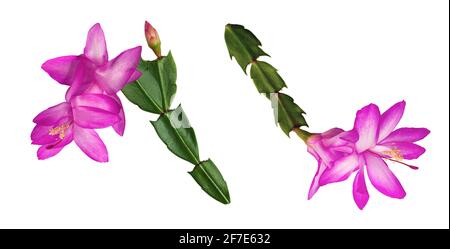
[31,94,122,162]
[319,101,430,209]
[41,23,142,136]
[304,128,357,199]
[33,23,142,162]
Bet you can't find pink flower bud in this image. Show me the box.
[145,21,161,58]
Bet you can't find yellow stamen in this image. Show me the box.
[383,148,404,161]
[49,123,70,139]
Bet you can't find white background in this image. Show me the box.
[0,0,448,229]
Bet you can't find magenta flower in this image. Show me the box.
[31,94,121,162]
[32,23,142,162]
[305,128,357,199]
[319,101,430,209]
[41,23,142,135]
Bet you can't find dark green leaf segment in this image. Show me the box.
[225,24,308,136]
[122,52,231,205]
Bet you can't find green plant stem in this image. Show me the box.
[293,128,312,143]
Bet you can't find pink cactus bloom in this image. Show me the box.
[306,128,357,199]
[319,101,430,209]
[41,23,142,136]
[31,94,121,162]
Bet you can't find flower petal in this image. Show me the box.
[37,145,64,160]
[41,56,80,85]
[31,125,58,145]
[319,153,360,185]
[307,135,334,166]
[112,108,126,136]
[307,145,320,162]
[331,145,354,154]
[381,142,426,160]
[321,128,347,147]
[71,93,121,129]
[84,83,104,94]
[353,167,369,210]
[340,129,359,143]
[378,101,405,142]
[354,104,380,153]
[364,152,406,199]
[73,126,108,162]
[71,94,120,113]
[110,94,125,136]
[33,102,71,125]
[95,46,142,94]
[381,128,430,143]
[308,161,326,200]
[72,106,119,129]
[128,70,142,82]
[63,60,96,101]
[84,23,108,65]
[36,127,74,159]
[321,128,344,139]
[65,81,90,102]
